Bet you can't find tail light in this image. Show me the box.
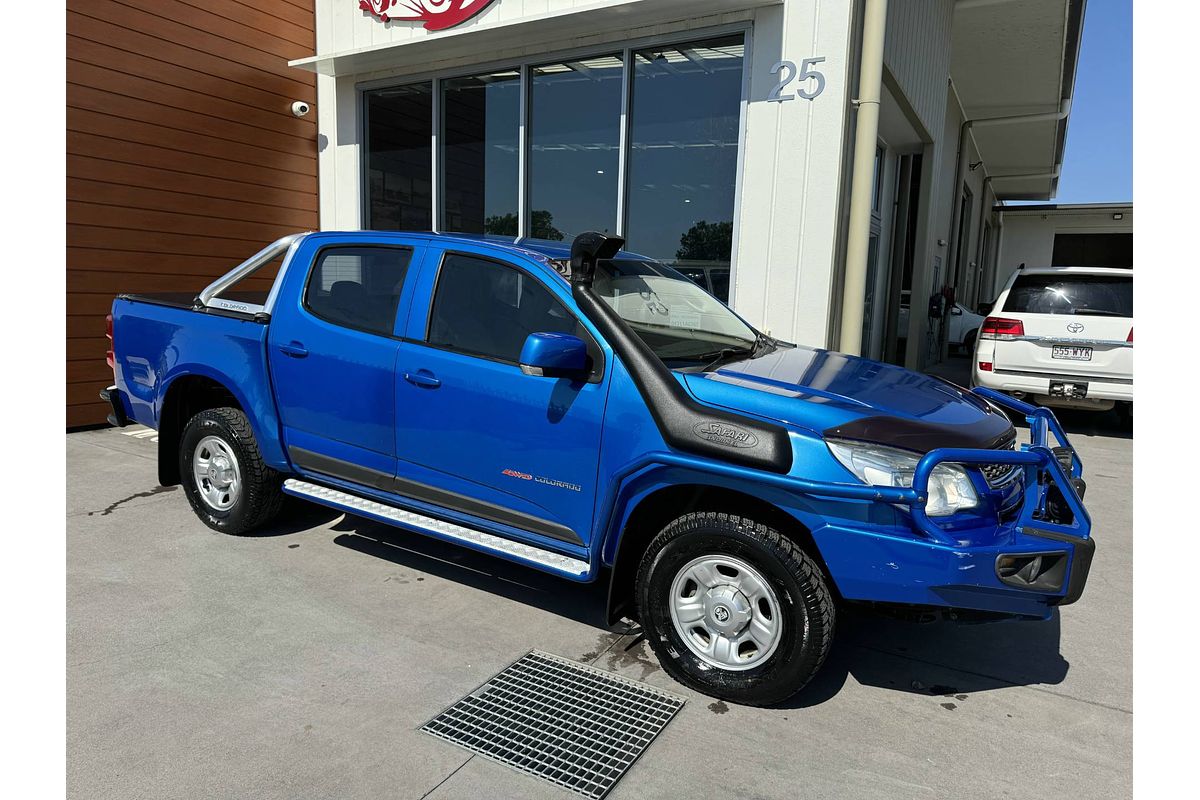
[978,361,994,372]
[980,317,1025,340]
[1127,327,1133,344]
[105,313,115,371]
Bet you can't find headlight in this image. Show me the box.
[826,439,978,517]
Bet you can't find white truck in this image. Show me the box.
[972,266,1133,419]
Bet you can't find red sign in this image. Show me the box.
[358,0,499,31]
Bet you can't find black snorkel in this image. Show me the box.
[569,232,793,474]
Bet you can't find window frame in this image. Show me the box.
[301,243,417,339]
[421,249,605,382]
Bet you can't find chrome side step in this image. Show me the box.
[282,479,590,578]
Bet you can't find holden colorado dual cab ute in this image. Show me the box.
[102,230,1095,706]
[973,266,1133,419]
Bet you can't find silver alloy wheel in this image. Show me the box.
[191,435,242,512]
[668,554,783,671]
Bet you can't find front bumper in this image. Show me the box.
[808,389,1095,617]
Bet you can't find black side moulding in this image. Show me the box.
[568,231,793,474]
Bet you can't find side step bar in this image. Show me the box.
[282,479,590,578]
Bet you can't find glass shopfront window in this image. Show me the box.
[528,56,624,241]
[361,32,745,298]
[366,83,433,231]
[625,36,744,301]
[442,70,521,235]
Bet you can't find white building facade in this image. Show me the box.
[292,0,1084,369]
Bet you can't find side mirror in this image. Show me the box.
[519,332,589,378]
[950,305,963,316]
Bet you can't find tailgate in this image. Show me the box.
[991,272,1133,380]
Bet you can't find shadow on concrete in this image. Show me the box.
[785,606,1068,708]
[329,513,612,629]
[319,510,1068,708]
[244,497,344,537]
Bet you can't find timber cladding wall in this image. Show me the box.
[67,0,318,427]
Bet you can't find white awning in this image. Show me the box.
[951,0,1086,200]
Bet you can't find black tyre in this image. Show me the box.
[636,512,834,706]
[179,407,283,535]
[962,330,977,356]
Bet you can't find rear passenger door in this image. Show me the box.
[394,248,610,550]
[268,243,423,483]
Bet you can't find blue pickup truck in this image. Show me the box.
[103,230,1094,705]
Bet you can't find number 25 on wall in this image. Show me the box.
[768,58,827,102]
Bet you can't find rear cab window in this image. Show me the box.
[1003,273,1133,318]
[304,246,414,336]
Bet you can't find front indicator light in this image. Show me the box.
[827,439,979,517]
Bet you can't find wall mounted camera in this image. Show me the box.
[291,101,311,118]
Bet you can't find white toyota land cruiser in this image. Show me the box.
[972,266,1133,418]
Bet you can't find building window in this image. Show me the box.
[360,31,746,293]
[441,70,521,235]
[624,36,744,302]
[528,56,624,241]
[366,84,433,231]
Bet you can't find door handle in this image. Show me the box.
[279,341,309,358]
[404,370,441,389]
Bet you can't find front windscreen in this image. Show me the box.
[1003,273,1133,317]
[592,259,757,362]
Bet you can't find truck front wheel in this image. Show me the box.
[636,512,834,706]
[179,407,283,535]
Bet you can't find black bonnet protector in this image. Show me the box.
[568,232,792,474]
[823,410,1016,454]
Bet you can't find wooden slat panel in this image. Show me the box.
[68,403,113,428]
[68,108,316,180]
[68,201,301,243]
[169,0,315,48]
[68,36,314,118]
[68,146,317,201]
[68,225,290,261]
[68,14,315,99]
[68,178,316,229]
[68,247,265,277]
[68,71,316,154]
[228,0,314,32]
[68,270,276,294]
[109,0,309,61]
[66,0,316,429]
[72,0,308,84]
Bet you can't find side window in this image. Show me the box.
[428,253,583,364]
[305,246,413,336]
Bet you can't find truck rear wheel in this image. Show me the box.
[179,407,282,535]
[635,512,834,706]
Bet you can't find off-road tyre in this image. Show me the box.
[179,407,283,535]
[636,511,835,706]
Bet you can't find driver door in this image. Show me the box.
[393,248,610,550]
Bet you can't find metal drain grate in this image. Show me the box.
[421,650,685,798]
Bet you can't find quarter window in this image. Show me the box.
[305,247,414,336]
[428,253,581,363]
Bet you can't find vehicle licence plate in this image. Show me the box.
[1052,345,1092,361]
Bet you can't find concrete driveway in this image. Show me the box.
[67,420,1132,799]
